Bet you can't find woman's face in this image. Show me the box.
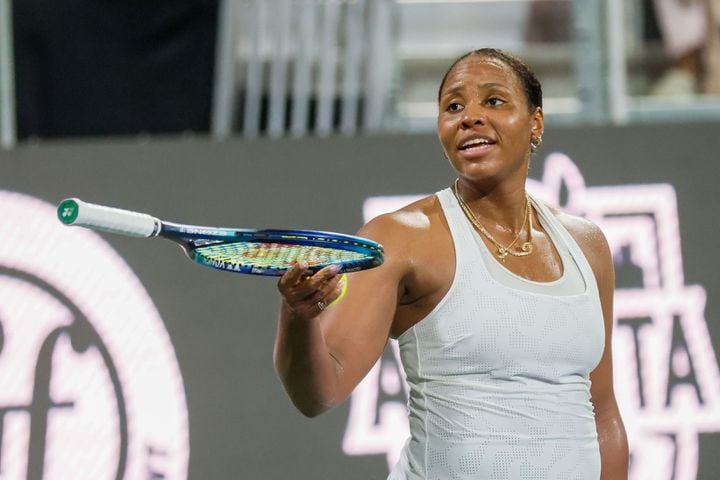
[437,55,543,187]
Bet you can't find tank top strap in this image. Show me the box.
[436,187,483,261]
[528,195,599,297]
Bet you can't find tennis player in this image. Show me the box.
[275,48,628,479]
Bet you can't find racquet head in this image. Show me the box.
[188,236,383,276]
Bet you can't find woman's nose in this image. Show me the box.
[461,104,485,128]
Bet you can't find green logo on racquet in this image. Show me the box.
[57,199,79,225]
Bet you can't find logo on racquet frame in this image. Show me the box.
[347,153,720,480]
[0,191,189,479]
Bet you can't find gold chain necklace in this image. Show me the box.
[452,179,534,259]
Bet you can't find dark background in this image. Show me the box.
[1,121,718,478]
[12,0,218,139]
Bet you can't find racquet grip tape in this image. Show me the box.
[58,198,160,238]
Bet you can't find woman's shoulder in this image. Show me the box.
[544,205,608,251]
[361,193,444,237]
[357,193,450,273]
[359,192,454,314]
[543,204,613,275]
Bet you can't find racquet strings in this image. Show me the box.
[194,242,372,269]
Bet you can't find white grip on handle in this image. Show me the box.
[57,198,161,238]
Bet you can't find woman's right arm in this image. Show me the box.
[273,214,410,417]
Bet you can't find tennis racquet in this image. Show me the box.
[57,198,384,276]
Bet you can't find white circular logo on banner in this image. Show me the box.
[0,191,189,479]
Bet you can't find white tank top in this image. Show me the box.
[387,188,605,480]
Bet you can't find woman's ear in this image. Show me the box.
[529,107,544,154]
[531,106,544,139]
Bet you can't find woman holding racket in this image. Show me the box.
[275,48,628,479]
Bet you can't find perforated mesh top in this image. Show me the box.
[387,189,605,480]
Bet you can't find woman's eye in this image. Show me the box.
[487,97,506,107]
[447,102,463,112]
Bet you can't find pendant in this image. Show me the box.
[497,247,508,259]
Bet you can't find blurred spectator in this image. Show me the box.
[525,0,570,44]
[651,0,720,97]
[525,0,719,98]
[13,0,218,139]
[704,0,720,93]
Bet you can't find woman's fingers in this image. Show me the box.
[313,267,344,305]
[278,263,344,317]
[327,273,347,306]
[278,261,311,291]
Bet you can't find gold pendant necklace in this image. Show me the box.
[452,179,534,259]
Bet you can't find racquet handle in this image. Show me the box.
[57,198,161,238]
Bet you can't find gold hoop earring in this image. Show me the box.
[530,136,543,154]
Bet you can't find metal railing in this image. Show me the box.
[211,0,398,140]
[0,0,16,149]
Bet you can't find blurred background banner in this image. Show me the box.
[0,190,189,479]
[1,121,719,479]
[1,0,720,478]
